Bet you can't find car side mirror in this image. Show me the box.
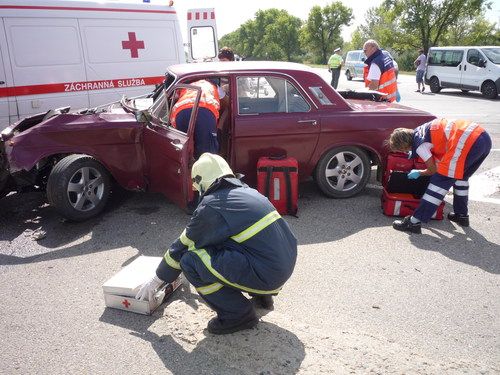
[361,57,365,62]
[479,59,487,68]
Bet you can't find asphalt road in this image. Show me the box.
[1,70,499,374]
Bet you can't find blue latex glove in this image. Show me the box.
[407,169,420,179]
[396,90,401,102]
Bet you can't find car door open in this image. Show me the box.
[142,84,201,209]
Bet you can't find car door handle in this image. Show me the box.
[170,139,183,151]
[0,81,5,85]
[297,119,317,125]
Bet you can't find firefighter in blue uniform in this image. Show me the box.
[136,153,298,334]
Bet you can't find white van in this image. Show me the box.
[0,0,218,129]
[425,46,500,99]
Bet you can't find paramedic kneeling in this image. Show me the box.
[170,80,221,158]
[388,119,491,234]
[136,153,298,334]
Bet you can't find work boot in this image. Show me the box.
[392,216,422,234]
[207,310,258,335]
[448,213,469,227]
[251,295,274,310]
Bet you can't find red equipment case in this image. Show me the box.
[257,156,298,216]
[381,189,444,219]
[382,153,444,220]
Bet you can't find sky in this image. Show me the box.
[108,0,499,42]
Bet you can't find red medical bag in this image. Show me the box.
[257,156,298,216]
[382,153,444,219]
[382,189,444,219]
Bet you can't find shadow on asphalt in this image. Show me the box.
[433,90,499,102]
[1,179,498,275]
[99,287,305,374]
[409,223,500,274]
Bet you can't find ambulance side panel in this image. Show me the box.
[80,16,185,107]
[3,17,90,123]
[186,8,218,62]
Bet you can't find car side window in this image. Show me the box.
[237,76,310,114]
[467,49,482,66]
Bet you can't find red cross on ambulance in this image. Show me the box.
[122,299,131,308]
[122,32,145,58]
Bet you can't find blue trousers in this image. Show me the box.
[180,251,254,321]
[413,131,492,223]
[175,107,219,158]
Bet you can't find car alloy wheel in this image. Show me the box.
[315,146,370,198]
[47,154,111,221]
[67,166,105,212]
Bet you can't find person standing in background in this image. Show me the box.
[414,48,427,93]
[363,39,398,102]
[327,48,343,89]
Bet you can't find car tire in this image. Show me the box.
[47,154,111,221]
[429,76,441,93]
[315,146,371,198]
[481,81,498,99]
[345,70,352,81]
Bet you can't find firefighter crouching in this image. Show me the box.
[137,153,298,334]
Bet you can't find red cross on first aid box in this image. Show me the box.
[102,256,183,315]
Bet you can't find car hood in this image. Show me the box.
[0,101,137,142]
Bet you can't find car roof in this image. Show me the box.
[167,61,317,77]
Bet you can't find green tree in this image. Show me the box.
[219,9,303,61]
[301,2,353,64]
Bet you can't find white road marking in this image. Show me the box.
[445,166,500,205]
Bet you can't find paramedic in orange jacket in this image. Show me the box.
[388,119,492,233]
[363,39,398,102]
[170,79,221,158]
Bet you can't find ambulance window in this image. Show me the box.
[190,27,216,61]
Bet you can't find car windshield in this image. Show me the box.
[481,48,500,64]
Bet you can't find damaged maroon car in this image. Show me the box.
[0,61,435,221]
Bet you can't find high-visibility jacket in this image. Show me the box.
[363,49,398,102]
[411,118,486,179]
[155,177,297,292]
[170,79,220,128]
[328,54,343,69]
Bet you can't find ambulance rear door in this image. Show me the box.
[186,8,218,62]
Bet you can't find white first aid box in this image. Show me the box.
[102,256,182,315]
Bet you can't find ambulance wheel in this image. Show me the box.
[481,81,498,99]
[345,70,352,81]
[315,146,370,198]
[429,76,441,93]
[47,154,111,221]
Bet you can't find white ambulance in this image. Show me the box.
[0,0,218,129]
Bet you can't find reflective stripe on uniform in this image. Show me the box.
[448,123,480,177]
[378,77,397,89]
[427,183,448,196]
[230,210,281,243]
[455,180,469,187]
[444,120,455,139]
[196,282,224,295]
[180,229,195,250]
[191,248,282,294]
[422,193,443,206]
[164,249,181,270]
[454,189,469,196]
